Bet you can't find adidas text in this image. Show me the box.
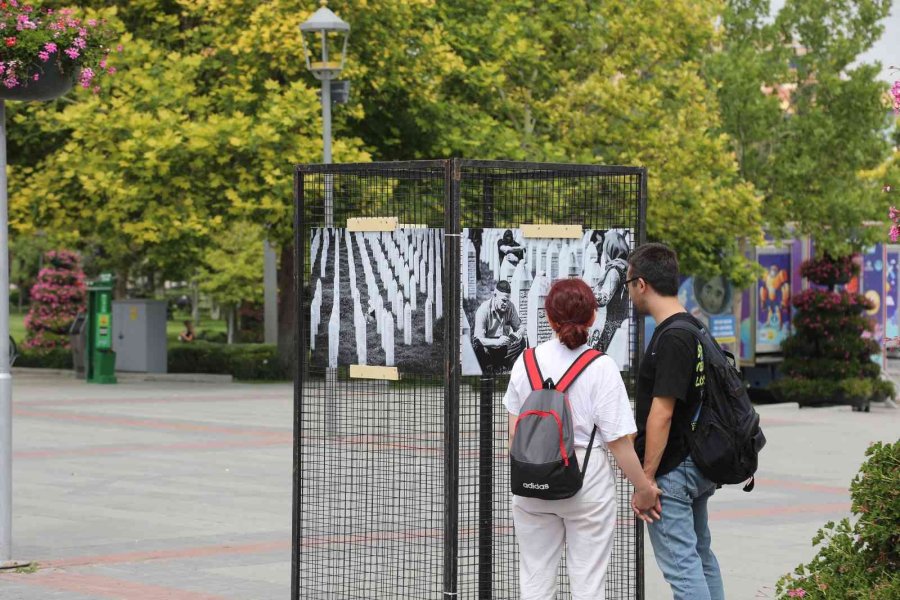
[522,482,550,490]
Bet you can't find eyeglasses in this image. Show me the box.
[624,276,642,287]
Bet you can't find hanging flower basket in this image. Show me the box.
[0,63,75,101]
[0,3,119,102]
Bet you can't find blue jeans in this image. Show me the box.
[646,457,725,600]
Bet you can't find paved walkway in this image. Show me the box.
[0,370,897,599]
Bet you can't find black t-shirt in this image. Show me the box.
[635,313,705,477]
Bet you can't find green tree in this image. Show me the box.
[707,0,893,256]
[197,221,265,344]
[10,0,771,364]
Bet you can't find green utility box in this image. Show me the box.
[86,274,117,384]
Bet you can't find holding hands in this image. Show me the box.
[631,478,662,523]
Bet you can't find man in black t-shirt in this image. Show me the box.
[626,243,725,600]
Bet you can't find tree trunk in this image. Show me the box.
[115,267,129,299]
[191,279,200,326]
[277,242,296,378]
[227,305,235,345]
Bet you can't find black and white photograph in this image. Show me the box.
[461,227,634,376]
[308,227,444,372]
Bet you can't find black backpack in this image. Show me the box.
[510,348,603,499]
[654,320,767,492]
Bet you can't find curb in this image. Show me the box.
[11,367,233,384]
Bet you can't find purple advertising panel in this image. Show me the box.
[886,248,899,341]
[756,248,792,353]
[862,245,886,353]
[739,286,753,363]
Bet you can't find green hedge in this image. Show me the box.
[16,347,73,369]
[168,342,288,380]
[15,342,288,381]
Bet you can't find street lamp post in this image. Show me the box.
[300,0,350,228]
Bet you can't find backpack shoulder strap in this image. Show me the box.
[660,320,726,367]
[522,347,544,391]
[556,349,603,393]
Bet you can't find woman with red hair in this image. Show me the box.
[504,278,660,599]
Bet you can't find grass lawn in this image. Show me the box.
[8,309,228,346]
[9,310,26,345]
[167,315,228,343]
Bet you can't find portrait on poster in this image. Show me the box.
[307,227,444,372]
[460,227,633,376]
[679,275,737,349]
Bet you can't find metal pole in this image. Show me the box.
[321,30,334,227]
[478,177,495,598]
[443,159,461,598]
[0,99,10,566]
[0,99,25,570]
[322,76,333,227]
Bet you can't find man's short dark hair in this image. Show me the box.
[495,280,511,294]
[628,243,679,297]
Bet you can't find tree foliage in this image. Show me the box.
[707,0,893,256]
[8,0,767,291]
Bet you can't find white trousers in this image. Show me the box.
[511,447,617,600]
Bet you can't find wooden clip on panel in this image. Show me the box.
[347,217,399,232]
[349,365,400,381]
[520,224,583,239]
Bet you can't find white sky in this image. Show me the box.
[769,0,899,82]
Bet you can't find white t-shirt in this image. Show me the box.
[503,338,637,448]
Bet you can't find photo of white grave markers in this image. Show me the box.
[460,227,634,376]
[308,227,444,373]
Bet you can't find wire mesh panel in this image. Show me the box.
[455,162,646,600]
[294,159,646,599]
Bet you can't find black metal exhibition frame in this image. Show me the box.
[292,159,647,599]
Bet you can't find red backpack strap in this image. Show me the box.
[522,348,544,391]
[555,349,603,393]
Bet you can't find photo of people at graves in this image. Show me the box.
[307,227,444,372]
[461,227,634,376]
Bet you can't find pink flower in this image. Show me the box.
[787,589,807,598]
[3,76,19,88]
[37,50,49,61]
[79,68,94,88]
[32,73,38,81]
[73,37,86,50]
[64,47,79,59]
[44,42,57,53]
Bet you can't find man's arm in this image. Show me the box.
[642,395,676,480]
[473,303,492,345]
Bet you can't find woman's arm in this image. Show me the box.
[594,268,621,307]
[607,435,661,522]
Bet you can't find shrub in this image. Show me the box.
[23,250,86,351]
[776,440,900,599]
[168,342,288,380]
[771,255,883,408]
[16,347,73,369]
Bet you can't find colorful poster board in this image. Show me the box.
[677,276,738,352]
[756,248,792,354]
[862,245,886,367]
[886,247,899,342]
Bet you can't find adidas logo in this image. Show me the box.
[522,482,550,490]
